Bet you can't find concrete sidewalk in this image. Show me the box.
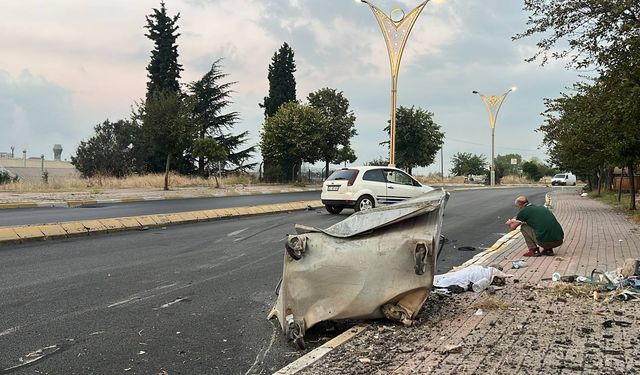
[296,190,640,375]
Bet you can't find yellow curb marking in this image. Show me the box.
[0,227,20,242]
[12,226,46,240]
[38,225,68,238]
[60,222,89,236]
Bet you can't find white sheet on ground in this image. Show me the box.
[434,265,511,289]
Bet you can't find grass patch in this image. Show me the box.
[589,190,640,225]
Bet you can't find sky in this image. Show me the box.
[0,0,582,175]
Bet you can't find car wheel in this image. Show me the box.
[325,205,343,214]
[573,182,576,186]
[354,195,375,212]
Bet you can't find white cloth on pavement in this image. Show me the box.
[434,265,511,289]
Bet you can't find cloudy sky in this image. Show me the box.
[0,0,581,174]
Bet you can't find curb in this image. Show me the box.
[273,325,368,375]
[0,188,323,210]
[0,200,324,246]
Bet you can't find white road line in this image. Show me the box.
[0,326,19,337]
[156,297,189,309]
[227,228,248,237]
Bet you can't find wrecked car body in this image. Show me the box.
[268,189,449,348]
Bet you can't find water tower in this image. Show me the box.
[53,144,63,161]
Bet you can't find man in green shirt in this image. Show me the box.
[505,195,564,257]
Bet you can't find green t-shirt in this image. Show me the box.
[516,204,564,243]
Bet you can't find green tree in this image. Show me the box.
[307,88,357,178]
[516,0,640,208]
[450,152,487,176]
[522,160,542,182]
[137,90,196,190]
[71,119,136,178]
[259,102,326,182]
[192,137,227,187]
[187,59,256,176]
[333,145,357,167]
[384,106,445,175]
[260,42,297,118]
[515,0,640,70]
[366,157,389,166]
[494,153,523,181]
[145,1,182,97]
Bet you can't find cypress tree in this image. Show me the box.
[145,1,182,97]
[260,42,297,118]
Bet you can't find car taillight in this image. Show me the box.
[347,170,359,186]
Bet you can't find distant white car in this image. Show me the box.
[551,172,576,186]
[321,166,434,214]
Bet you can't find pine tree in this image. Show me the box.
[260,42,297,118]
[145,1,182,97]
[188,59,256,176]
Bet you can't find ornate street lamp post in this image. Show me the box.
[361,0,429,167]
[472,87,516,186]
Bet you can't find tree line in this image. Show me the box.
[514,0,639,209]
[70,2,450,187]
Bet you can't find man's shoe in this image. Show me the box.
[523,248,541,257]
[541,248,555,256]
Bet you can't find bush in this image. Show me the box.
[0,168,19,184]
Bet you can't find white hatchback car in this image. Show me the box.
[321,166,434,214]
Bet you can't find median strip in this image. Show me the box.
[0,200,323,245]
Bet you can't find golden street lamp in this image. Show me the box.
[361,0,429,167]
[472,87,516,186]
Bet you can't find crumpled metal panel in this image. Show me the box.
[268,189,449,348]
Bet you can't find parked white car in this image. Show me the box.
[551,172,577,186]
[321,166,434,214]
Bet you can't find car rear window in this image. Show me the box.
[327,169,357,181]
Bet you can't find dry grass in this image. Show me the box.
[543,283,599,299]
[0,173,258,193]
[417,174,548,185]
[471,295,510,310]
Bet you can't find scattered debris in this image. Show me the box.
[358,357,371,363]
[442,344,463,354]
[471,296,510,310]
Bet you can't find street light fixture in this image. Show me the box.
[361,0,429,167]
[472,87,516,186]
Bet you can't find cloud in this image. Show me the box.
[0,70,79,159]
[0,0,584,173]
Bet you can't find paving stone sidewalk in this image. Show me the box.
[300,190,640,375]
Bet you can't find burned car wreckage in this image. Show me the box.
[268,189,449,349]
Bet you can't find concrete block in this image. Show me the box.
[13,226,46,241]
[60,222,89,236]
[98,218,127,232]
[0,227,20,243]
[38,224,68,239]
[136,216,158,227]
[80,220,108,233]
[117,217,142,229]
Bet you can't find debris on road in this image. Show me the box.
[268,190,449,349]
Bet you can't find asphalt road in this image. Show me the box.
[0,187,549,374]
[0,191,321,227]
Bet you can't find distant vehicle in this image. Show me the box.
[551,172,576,186]
[320,166,434,214]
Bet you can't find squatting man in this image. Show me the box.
[505,195,564,257]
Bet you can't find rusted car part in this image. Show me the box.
[267,189,449,349]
